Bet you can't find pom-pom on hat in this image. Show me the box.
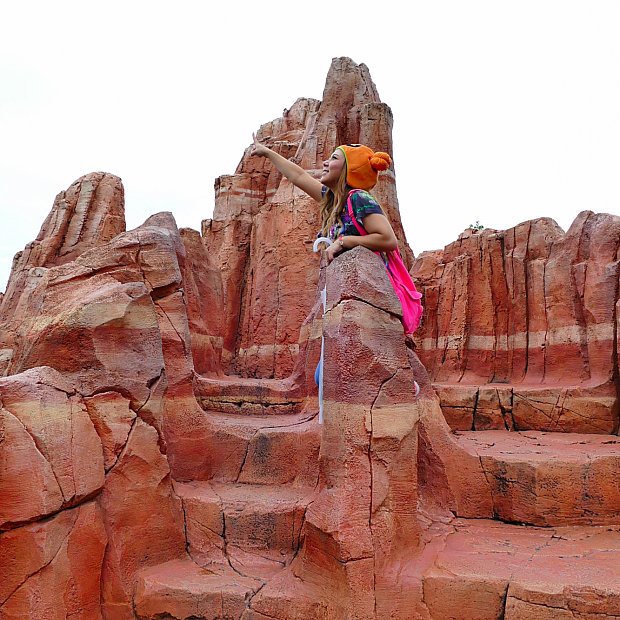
[337,144,392,190]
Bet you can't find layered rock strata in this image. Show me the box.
[413,215,620,435]
[134,248,423,620]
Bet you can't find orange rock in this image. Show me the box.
[134,558,262,620]
[84,391,136,470]
[433,383,477,430]
[420,520,620,620]
[0,402,64,527]
[252,247,421,618]
[455,430,620,526]
[417,392,495,519]
[2,55,620,619]
[179,228,224,375]
[0,172,125,327]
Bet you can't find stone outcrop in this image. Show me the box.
[0,184,195,618]
[0,173,125,335]
[1,57,619,619]
[0,367,104,529]
[245,248,421,619]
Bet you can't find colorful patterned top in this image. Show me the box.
[321,187,384,240]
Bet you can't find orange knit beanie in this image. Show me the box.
[337,144,392,190]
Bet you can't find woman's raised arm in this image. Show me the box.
[251,134,324,202]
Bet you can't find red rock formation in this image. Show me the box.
[100,419,185,618]
[0,172,125,333]
[178,228,224,375]
[0,367,104,529]
[1,57,620,620]
[246,249,421,619]
[413,215,620,434]
[0,187,196,618]
[202,57,412,380]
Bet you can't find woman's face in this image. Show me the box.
[320,150,346,189]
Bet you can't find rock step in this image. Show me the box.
[455,430,620,525]
[435,382,618,434]
[194,374,305,416]
[195,411,320,485]
[198,395,304,416]
[174,481,315,577]
[419,519,620,620]
[134,558,262,620]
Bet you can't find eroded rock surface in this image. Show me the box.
[0,367,104,529]
[0,502,107,620]
[248,248,421,619]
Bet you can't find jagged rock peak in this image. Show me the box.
[203,57,406,379]
[35,172,126,265]
[0,172,125,320]
[322,57,381,107]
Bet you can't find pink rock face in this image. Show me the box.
[418,520,620,620]
[451,430,620,526]
[100,419,186,619]
[413,214,620,434]
[17,279,161,402]
[179,228,224,375]
[134,558,262,620]
[84,391,136,470]
[0,188,196,618]
[249,248,422,619]
[0,172,125,329]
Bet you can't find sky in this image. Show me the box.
[1,1,620,292]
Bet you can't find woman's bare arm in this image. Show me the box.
[251,134,324,202]
[326,213,398,262]
[343,213,398,251]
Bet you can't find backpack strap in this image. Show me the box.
[346,189,395,270]
[346,190,367,237]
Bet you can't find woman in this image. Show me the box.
[250,134,398,262]
[251,135,421,394]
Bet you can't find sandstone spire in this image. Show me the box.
[202,56,412,379]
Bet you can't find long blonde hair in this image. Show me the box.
[319,164,350,238]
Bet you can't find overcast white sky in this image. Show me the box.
[2,1,620,291]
